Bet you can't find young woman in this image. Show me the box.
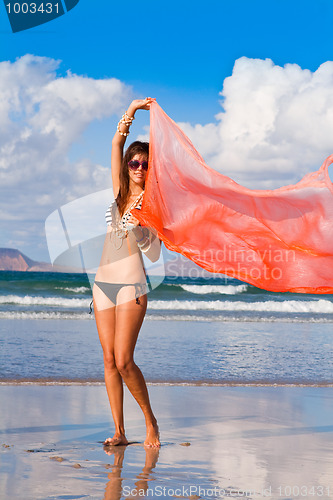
[93,97,161,448]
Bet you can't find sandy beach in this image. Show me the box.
[1,384,332,500]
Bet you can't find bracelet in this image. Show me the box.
[137,237,148,247]
[137,233,151,252]
[138,239,151,253]
[119,112,135,126]
[116,111,135,137]
[117,122,130,136]
[124,111,135,122]
[135,227,148,243]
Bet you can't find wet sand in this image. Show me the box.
[0,384,332,500]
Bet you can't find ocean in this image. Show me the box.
[0,270,332,385]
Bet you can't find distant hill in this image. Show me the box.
[0,248,83,273]
[0,247,225,277]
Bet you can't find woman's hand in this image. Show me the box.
[127,213,141,226]
[127,97,156,117]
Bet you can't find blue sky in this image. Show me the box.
[1,0,333,119]
[1,0,333,261]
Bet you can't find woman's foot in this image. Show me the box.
[104,433,129,446]
[144,422,160,448]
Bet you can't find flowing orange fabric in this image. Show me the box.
[134,102,333,293]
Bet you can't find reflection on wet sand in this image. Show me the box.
[103,445,159,500]
[0,385,332,500]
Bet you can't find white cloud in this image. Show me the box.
[0,56,130,188]
[178,57,333,188]
[2,55,333,260]
[0,55,131,257]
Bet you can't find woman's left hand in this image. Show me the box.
[127,214,141,226]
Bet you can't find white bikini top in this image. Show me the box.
[105,192,144,232]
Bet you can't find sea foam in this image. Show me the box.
[148,298,333,313]
[0,295,89,307]
[180,284,248,295]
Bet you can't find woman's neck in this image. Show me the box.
[128,188,143,197]
[128,181,144,197]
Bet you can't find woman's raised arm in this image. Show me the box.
[111,98,155,198]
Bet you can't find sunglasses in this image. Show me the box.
[128,160,148,171]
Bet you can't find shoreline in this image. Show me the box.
[1,379,333,387]
[2,311,333,323]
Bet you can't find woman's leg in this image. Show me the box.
[114,293,160,448]
[93,285,128,445]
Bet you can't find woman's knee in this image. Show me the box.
[115,356,136,377]
[103,351,117,372]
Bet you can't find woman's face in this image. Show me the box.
[128,153,148,188]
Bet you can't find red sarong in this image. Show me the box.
[134,102,333,293]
